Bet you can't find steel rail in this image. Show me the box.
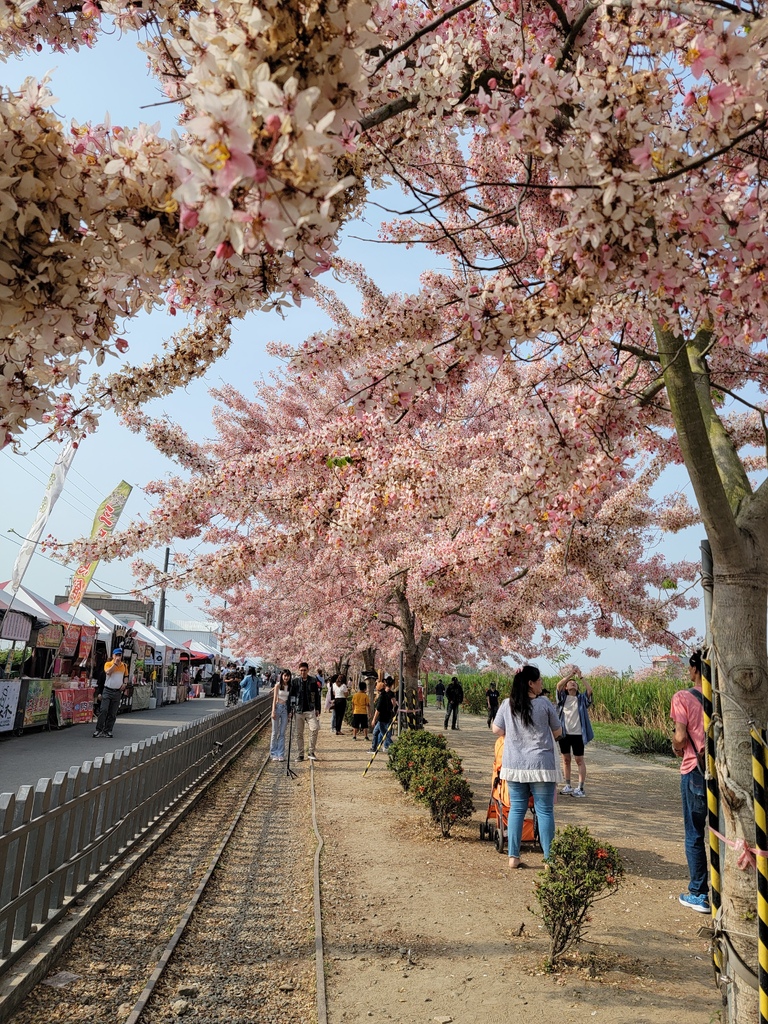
[0,705,270,1024]
[121,752,328,1024]
[123,748,273,1024]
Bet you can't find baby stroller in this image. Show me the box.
[480,737,539,853]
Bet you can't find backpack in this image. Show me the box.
[686,688,707,777]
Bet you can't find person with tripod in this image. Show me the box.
[269,668,292,761]
[291,662,322,762]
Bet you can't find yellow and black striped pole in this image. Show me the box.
[701,649,722,973]
[751,727,768,1024]
[362,718,396,777]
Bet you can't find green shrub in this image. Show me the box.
[387,730,448,791]
[411,750,475,837]
[628,727,674,757]
[534,825,624,968]
[388,731,474,836]
[591,722,635,748]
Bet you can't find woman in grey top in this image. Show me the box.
[492,665,562,868]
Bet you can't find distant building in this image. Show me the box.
[54,590,155,626]
[164,618,224,653]
[650,654,687,680]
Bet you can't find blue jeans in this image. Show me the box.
[507,781,556,859]
[372,720,393,751]
[681,769,708,896]
[270,704,288,758]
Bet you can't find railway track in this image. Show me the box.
[4,730,325,1024]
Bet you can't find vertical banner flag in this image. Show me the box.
[68,481,132,608]
[11,441,76,592]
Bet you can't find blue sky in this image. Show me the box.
[0,31,707,672]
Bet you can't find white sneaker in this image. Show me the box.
[572,788,586,798]
[561,784,573,795]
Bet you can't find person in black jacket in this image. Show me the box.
[444,676,464,730]
[291,661,322,761]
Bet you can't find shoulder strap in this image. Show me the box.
[687,687,704,706]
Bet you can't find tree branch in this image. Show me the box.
[359,94,419,132]
[556,1,597,71]
[655,322,744,559]
[649,119,767,185]
[542,0,572,35]
[371,0,482,75]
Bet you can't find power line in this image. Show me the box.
[0,530,210,617]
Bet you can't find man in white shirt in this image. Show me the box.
[94,648,128,738]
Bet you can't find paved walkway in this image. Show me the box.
[0,695,271,797]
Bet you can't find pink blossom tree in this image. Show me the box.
[69,328,695,697]
[8,0,768,1008]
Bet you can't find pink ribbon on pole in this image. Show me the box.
[709,829,768,870]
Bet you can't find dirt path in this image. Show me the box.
[313,705,720,1024]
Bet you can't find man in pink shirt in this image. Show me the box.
[670,650,709,914]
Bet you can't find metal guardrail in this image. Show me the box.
[0,695,271,976]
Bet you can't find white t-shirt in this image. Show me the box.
[562,695,581,736]
[104,660,128,691]
[332,682,349,699]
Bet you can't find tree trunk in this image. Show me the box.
[334,656,350,678]
[393,588,431,731]
[361,646,377,673]
[402,647,422,729]
[709,553,766,1021]
[657,323,767,1022]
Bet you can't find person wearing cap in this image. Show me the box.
[94,649,128,738]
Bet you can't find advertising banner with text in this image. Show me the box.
[68,481,132,608]
[0,679,21,733]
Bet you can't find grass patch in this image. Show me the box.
[592,722,635,748]
[628,728,674,757]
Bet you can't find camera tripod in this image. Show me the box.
[285,700,299,779]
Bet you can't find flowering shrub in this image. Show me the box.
[388,730,448,791]
[387,731,473,836]
[534,825,624,968]
[411,751,475,838]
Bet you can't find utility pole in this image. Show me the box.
[157,546,170,632]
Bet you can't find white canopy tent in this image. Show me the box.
[183,639,222,659]
[0,582,66,624]
[56,601,113,644]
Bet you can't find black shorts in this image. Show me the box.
[558,735,585,756]
[352,714,369,729]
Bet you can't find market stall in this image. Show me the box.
[125,620,186,702]
[0,584,100,687]
[182,639,224,695]
[52,686,96,727]
[0,583,51,680]
[56,600,113,684]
